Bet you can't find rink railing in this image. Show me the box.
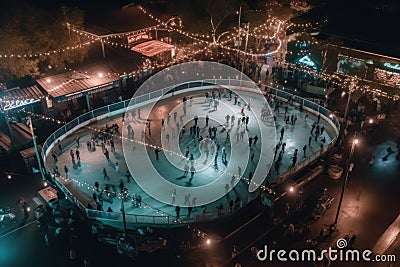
[41,78,340,226]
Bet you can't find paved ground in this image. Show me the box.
[213,99,400,267]
[45,89,334,225]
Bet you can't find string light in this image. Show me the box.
[374,68,400,88]
[287,20,328,29]
[0,40,96,59]
[137,5,285,58]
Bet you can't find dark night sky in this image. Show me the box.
[306,0,400,57]
[1,0,399,57]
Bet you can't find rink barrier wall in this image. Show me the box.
[41,78,340,226]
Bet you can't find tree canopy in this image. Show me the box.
[0,4,88,83]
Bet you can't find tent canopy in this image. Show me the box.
[131,40,174,57]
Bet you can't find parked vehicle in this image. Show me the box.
[97,226,167,258]
[311,192,334,221]
[300,188,334,222]
[0,207,16,227]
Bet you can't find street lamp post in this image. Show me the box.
[343,76,358,125]
[241,23,250,74]
[28,116,46,181]
[236,5,242,57]
[333,131,358,226]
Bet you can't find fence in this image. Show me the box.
[41,78,340,226]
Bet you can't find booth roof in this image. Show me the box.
[37,65,119,99]
[131,40,174,57]
[19,144,42,159]
[0,85,46,100]
[37,56,142,99]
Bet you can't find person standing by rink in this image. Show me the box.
[225,114,230,125]
[70,150,75,161]
[222,147,227,163]
[240,130,245,142]
[247,98,252,110]
[57,140,62,152]
[147,122,152,136]
[167,113,171,125]
[125,170,131,183]
[136,195,142,207]
[86,141,91,151]
[104,148,110,161]
[185,146,190,158]
[187,206,193,217]
[119,180,124,193]
[155,148,161,160]
[64,165,69,178]
[253,135,259,146]
[52,151,58,163]
[75,149,80,161]
[141,130,145,142]
[115,161,119,173]
[189,165,196,181]
[184,194,191,206]
[171,189,176,204]
[183,163,189,177]
[103,168,109,180]
[175,205,180,219]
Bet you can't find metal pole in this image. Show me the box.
[100,38,106,58]
[241,23,250,74]
[239,23,249,88]
[343,77,357,126]
[2,113,16,151]
[343,88,352,123]
[236,5,242,57]
[121,198,127,239]
[85,94,91,112]
[28,116,46,181]
[333,131,357,226]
